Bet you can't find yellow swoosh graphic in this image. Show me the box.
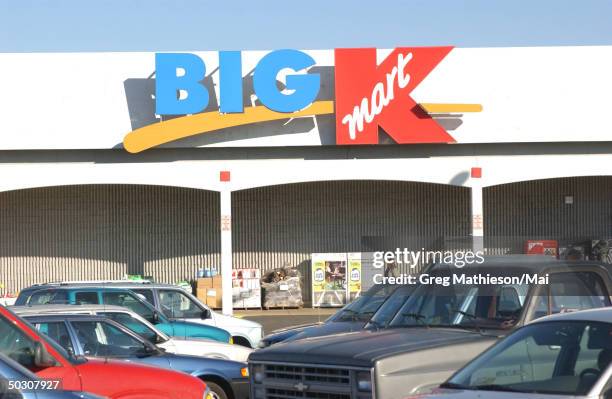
[123,101,481,153]
[124,100,334,153]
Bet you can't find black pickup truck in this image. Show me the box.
[249,256,612,399]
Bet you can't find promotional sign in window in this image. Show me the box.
[347,253,362,302]
[312,253,362,307]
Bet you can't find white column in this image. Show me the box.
[220,189,234,316]
[471,184,484,253]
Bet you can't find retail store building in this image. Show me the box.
[1,45,612,313]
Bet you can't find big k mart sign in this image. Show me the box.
[0,46,610,151]
[124,47,481,153]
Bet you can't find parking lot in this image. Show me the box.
[1,256,612,399]
[236,308,335,333]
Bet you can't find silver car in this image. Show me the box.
[410,308,612,399]
[10,304,252,362]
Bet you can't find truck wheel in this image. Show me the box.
[232,336,252,348]
[205,381,229,399]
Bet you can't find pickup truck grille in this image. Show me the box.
[250,362,372,399]
[266,388,350,398]
[265,364,350,385]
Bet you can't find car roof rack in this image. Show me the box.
[57,279,153,285]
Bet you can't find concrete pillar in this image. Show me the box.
[220,189,233,316]
[471,184,484,253]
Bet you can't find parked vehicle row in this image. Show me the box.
[11,305,252,362]
[250,256,612,399]
[4,281,260,398]
[5,255,612,399]
[0,305,209,398]
[23,313,249,399]
[16,281,263,348]
[15,286,233,344]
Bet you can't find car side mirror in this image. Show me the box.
[201,309,211,320]
[34,341,56,368]
[66,346,77,359]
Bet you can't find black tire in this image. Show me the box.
[205,381,229,399]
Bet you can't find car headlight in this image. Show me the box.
[229,337,234,344]
[356,371,372,392]
[253,364,264,383]
[241,367,249,377]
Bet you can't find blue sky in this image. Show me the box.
[1,0,611,52]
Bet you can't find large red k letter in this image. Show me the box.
[334,47,455,145]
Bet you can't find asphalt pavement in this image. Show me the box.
[235,308,336,333]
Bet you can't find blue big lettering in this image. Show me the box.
[155,53,209,115]
[219,51,244,113]
[253,49,320,113]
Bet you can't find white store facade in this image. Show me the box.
[1,45,612,314]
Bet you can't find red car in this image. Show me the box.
[0,306,208,399]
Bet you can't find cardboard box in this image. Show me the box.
[196,278,223,309]
[197,278,212,289]
[213,276,223,288]
[196,287,207,302]
[205,288,222,308]
[197,276,222,289]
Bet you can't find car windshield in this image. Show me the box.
[446,321,612,396]
[389,266,529,330]
[331,285,399,322]
[367,284,416,328]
